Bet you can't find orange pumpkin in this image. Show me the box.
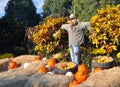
[47,58,56,68]
[78,64,89,74]
[75,70,88,83]
[37,66,48,73]
[9,61,18,69]
[69,80,79,87]
[93,67,102,74]
[34,57,42,61]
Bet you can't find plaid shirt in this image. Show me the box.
[61,22,92,47]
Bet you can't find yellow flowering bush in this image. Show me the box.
[33,17,68,56]
[89,4,120,55]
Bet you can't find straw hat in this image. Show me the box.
[69,14,76,20]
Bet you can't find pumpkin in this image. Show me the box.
[42,57,47,60]
[93,67,102,73]
[66,71,74,77]
[78,64,89,74]
[34,57,41,61]
[69,80,79,87]
[75,70,88,83]
[47,58,56,68]
[47,71,54,75]
[23,63,30,69]
[37,66,48,73]
[8,61,18,69]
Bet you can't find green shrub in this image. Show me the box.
[0,53,14,59]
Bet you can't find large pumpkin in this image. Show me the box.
[69,80,78,87]
[78,64,89,74]
[37,66,48,73]
[47,58,56,68]
[8,61,18,69]
[75,70,88,83]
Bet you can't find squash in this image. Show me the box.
[66,71,74,77]
[47,58,56,68]
[75,70,88,83]
[32,57,42,62]
[34,57,41,61]
[37,66,48,73]
[23,63,30,69]
[78,64,89,74]
[93,67,102,73]
[69,80,79,87]
[8,61,18,69]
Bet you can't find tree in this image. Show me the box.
[71,0,116,21]
[115,0,120,5]
[42,0,72,18]
[4,0,41,27]
[0,17,26,55]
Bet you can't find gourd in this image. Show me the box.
[23,63,30,69]
[65,71,74,77]
[34,57,41,61]
[47,58,56,68]
[78,64,89,74]
[8,61,18,69]
[32,57,42,62]
[75,70,88,83]
[93,67,102,74]
[37,66,48,73]
[69,80,78,87]
[75,64,88,83]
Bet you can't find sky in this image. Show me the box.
[0,0,45,18]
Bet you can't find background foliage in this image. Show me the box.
[43,0,120,21]
[0,17,26,55]
[4,0,41,27]
[43,0,72,18]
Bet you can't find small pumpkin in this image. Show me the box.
[69,80,79,87]
[23,63,30,69]
[47,58,56,68]
[75,70,88,83]
[47,71,54,75]
[42,57,47,60]
[9,61,18,69]
[78,64,89,74]
[37,66,48,73]
[34,57,42,61]
[93,67,102,74]
[66,71,74,77]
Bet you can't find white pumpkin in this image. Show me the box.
[23,63,30,69]
[42,57,47,60]
[47,71,54,75]
[65,71,73,76]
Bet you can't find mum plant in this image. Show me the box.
[89,4,120,57]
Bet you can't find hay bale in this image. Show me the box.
[76,67,120,87]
